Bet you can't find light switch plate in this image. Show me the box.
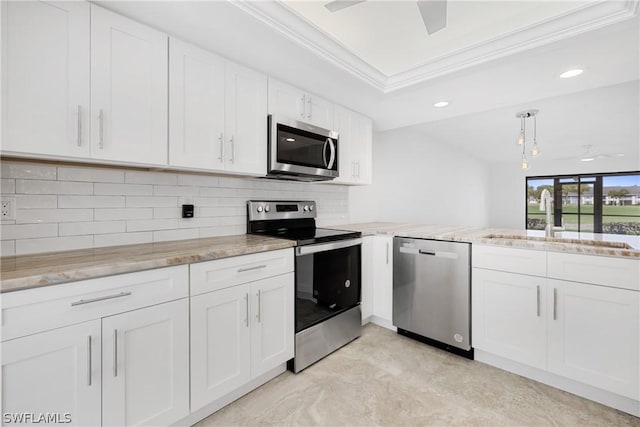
[1,197,16,221]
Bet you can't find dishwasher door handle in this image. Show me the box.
[399,246,459,260]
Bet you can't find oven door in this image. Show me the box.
[295,238,361,333]
[268,115,339,180]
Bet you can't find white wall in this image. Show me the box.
[488,156,640,229]
[349,128,490,226]
[0,160,349,256]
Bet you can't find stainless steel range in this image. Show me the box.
[247,200,362,372]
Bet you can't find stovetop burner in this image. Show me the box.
[246,200,360,245]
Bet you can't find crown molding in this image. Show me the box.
[233,0,639,94]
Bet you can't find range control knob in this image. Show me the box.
[257,205,264,213]
[303,205,309,212]
[309,205,314,211]
[264,205,270,213]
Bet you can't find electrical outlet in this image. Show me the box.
[1,197,16,221]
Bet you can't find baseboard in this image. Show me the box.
[173,363,287,426]
[475,350,640,417]
[368,315,397,331]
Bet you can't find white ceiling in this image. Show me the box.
[97,1,639,165]
[282,1,592,76]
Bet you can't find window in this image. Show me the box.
[526,172,640,235]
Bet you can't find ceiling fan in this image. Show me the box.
[560,145,625,162]
[323,0,448,35]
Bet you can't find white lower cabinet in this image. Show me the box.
[547,279,639,400]
[190,272,294,412]
[372,235,394,323]
[472,268,547,370]
[102,299,190,426]
[1,320,102,427]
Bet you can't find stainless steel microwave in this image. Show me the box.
[267,115,339,181]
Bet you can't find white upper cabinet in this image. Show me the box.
[1,1,90,158]
[333,105,373,185]
[168,39,267,176]
[90,5,168,166]
[224,62,268,176]
[169,38,225,170]
[268,78,333,130]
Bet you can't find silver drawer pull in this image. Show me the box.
[237,264,266,273]
[71,291,132,306]
[87,335,92,386]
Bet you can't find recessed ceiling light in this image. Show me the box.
[560,69,583,78]
[433,101,449,108]
[580,157,595,162]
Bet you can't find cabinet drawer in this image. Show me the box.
[190,248,294,296]
[472,245,546,277]
[1,265,188,341]
[548,252,640,291]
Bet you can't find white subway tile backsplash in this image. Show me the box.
[1,179,16,193]
[58,196,125,208]
[1,162,57,180]
[1,223,58,240]
[127,219,179,232]
[153,228,199,242]
[16,209,93,224]
[58,166,124,183]
[94,232,152,248]
[15,195,58,209]
[94,208,153,221]
[3,160,349,255]
[126,196,178,208]
[16,180,93,195]
[1,240,16,256]
[125,170,177,185]
[95,183,153,196]
[59,221,126,236]
[16,235,94,255]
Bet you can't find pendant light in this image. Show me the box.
[515,109,540,168]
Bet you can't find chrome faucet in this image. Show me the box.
[539,189,557,237]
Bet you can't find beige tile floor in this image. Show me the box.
[195,324,639,426]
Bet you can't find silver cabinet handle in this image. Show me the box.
[238,264,266,273]
[113,329,118,377]
[245,293,249,327]
[256,290,262,323]
[218,132,224,162]
[229,136,235,163]
[98,109,104,149]
[71,291,132,306]
[356,161,361,178]
[300,95,306,118]
[553,288,557,320]
[307,97,312,119]
[536,285,540,317]
[87,335,92,386]
[77,105,82,147]
[386,242,389,264]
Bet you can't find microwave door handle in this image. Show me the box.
[322,139,329,167]
[327,138,336,169]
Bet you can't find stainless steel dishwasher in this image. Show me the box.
[393,237,473,359]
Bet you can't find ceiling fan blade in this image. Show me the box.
[324,0,367,12]
[417,0,447,35]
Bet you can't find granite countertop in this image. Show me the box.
[331,222,640,259]
[0,234,296,293]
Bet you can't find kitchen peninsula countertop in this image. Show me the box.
[331,222,640,259]
[0,234,295,293]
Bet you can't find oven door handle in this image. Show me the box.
[296,238,362,256]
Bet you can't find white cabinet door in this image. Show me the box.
[169,38,225,170]
[306,95,333,130]
[90,5,168,166]
[225,62,268,176]
[372,235,394,323]
[1,0,90,158]
[360,236,374,322]
[190,284,251,412]
[332,106,373,185]
[548,279,639,399]
[1,320,101,426]
[472,269,547,370]
[102,299,189,426]
[251,273,295,378]
[268,78,306,120]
